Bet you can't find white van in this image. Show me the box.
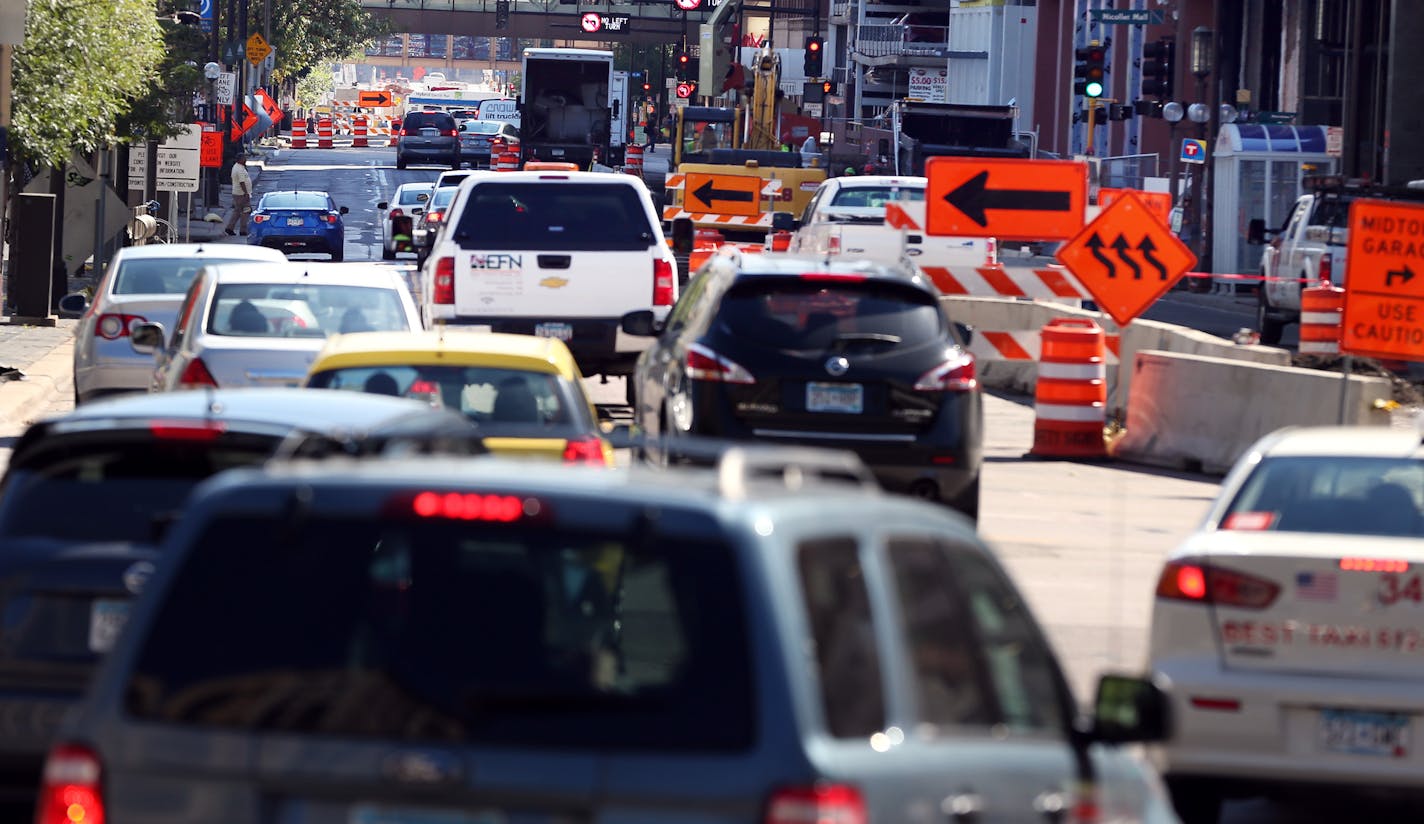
[477,98,520,128]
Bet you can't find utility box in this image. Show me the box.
[8,193,58,323]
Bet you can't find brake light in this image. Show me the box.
[178,357,218,389]
[149,420,226,441]
[799,272,867,282]
[36,743,104,824]
[252,213,269,223]
[411,491,528,522]
[686,342,755,384]
[1319,252,1333,284]
[389,208,404,219]
[1340,557,1410,573]
[426,211,443,224]
[323,213,339,224]
[1221,511,1275,530]
[433,257,455,305]
[1155,559,1280,609]
[440,128,457,137]
[95,313,146,340]
[914,352,977,391]
[562,437,609,465]
[653,259,675,306]
[765,784,867,824]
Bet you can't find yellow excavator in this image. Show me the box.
[663,47,826,246]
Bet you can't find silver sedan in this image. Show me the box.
[376,182,434,260]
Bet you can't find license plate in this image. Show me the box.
[419,128,440,137]
[1319,709,1411,757]
[551,148,565,157]
[350,806,503,824]
[88,599,130,653]
[286,216,304,226]
[806,382,863,414]
[534,322,573,341]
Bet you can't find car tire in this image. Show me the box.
[330,248,344,262]
[396,157,408,170]
[451,157,461,170]
[382,244,395,261]
[1167,779,1223,824]
[1257,284,1285,345]
[947,475,979,522]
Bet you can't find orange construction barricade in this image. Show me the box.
[352,116,368,148]
[497,151,520,172]
[688,229,725,272]
[1299,280,1344,355]
[624,144,644,177]
[1029,318,1108,459]
[317,119,334,149]
[769,230,792,252]
[291,118,307,149]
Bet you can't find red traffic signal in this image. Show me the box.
[642,82,651,92]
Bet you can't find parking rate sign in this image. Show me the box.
[1342,198,1424,362]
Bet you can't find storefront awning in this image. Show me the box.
[1215,124,1331,155]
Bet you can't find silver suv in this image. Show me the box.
[46,447,1177,823]
[396,111,461,170]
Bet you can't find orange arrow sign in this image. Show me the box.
[358,90,394,108]
[1056,191,1197,327]
[684,173,762,216]
[1342,198,1424,362]
[926,157,1087,240]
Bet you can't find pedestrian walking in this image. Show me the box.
[225,155,253,237]
[644,116,658,153]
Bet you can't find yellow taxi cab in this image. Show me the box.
[303,330,613,465]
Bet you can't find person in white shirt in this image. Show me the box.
[225,155,252,236]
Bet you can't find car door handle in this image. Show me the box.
[537,255,571,269]
[941,792,984,822]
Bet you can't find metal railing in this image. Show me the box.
[1100,154,1160,191]
[854,23,949,58]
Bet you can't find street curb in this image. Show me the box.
[0,334,74,431]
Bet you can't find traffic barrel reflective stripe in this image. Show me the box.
[625,144,644,178]
[291,118,307,149]
[1299,281,1344,355]
[497,151,519,172]
[317,119,334,149]
[1029,318,1108,459]
[770,230,792,252]
[352,116,368,148]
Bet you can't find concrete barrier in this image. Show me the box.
[1111,350,1393,474]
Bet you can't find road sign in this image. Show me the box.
[925,157,1087,241]
[246,33,272,66]
[1098,188,1172,225]
[1180,139,1206,164]
[675,0,702,10]
[1056,191,1198,326]
[128,125,203,192]
[213,71,236,106]
[1342,198,1424,362]
[1090,8,1165,24]
[358,90,394,107]
[200,130,223,168]
[675,82,696,99]
[684,173,762,216]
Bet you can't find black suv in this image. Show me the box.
[396,111,461,170]
[622,252,983,519]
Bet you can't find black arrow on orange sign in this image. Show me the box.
[693,179,754,206]
[944,170,1073,227]
[1085,233,1117,278]
[1137,235,1168,280]
[1387,265,1416,287]
[1111,234,1142,280]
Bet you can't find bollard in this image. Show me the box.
[1029,318,1108,459]
[352,116,368,148]
[291,118,307,149]
[1299,281,1344,355]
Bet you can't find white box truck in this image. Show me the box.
[519,48,614,169]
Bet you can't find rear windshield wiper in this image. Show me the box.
[833,332,901,345]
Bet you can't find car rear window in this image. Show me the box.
[308,365,592,436]
[260,193,330,210]
[398,186,433,206]
[405,112,454,131]
[1224,456,1423,536]
[718,279,945,350]
[829,187,926,208]
[126,512,755,751]
[431,187,458,208]
[453,182,655,251]
[208,283,411,337]
[460,120,502,134]
[113,258,251,295]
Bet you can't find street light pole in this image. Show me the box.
[1190,25,1213,275]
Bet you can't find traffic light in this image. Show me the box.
[1141,37,1174,100]
[803,36,824,78]
[821,79,834,95]
[1073,43,1106,98]
[495,0,509,29]
[642,81,652,93]
[676,52,690,81]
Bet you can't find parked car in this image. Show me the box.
[247,190,349,261]
[1148,425,1424,822]
[420,170,678,379]
[130,262,422,391]
[0,388,459,817]
[396,110,460,169]
[413,185,458,264]
[377,182,434,260]
[60,243,285,404]
[45,445,1175,824]
[458,118,521,167]
[624,250,983,519]
[304,329,612,465]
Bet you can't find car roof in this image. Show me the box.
[110,243,285,262]
[469,171,642,186]
[396,182,434,192]
[258,190,333,199]
[826,175,927,188]
[1257,426,1424,459]
[202,261,406,286]
[710,252,931,289]
[309,330,577,377]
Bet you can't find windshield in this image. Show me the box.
[126,514,754,751]
[260,193,331,210]
[454,183,654,251]
[461,121,502,134]
[829,186,926,208]
[113,258,255,296]
[208,283,411,338]
[718,279,945,350]
[398,186,433,206]
[1224,456,1424,536]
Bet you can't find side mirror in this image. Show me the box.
[339,206,350,215]
[620,309,663,337]
[1246,217,1267,245]
[129,321,167,355]
[377,201,389,210]
[953,321,974,346]
[1089,673,1170,745]
[58,293,89,316]
[671,217,694,256]
[771,211,798,232]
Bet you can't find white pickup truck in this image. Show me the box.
[1251,185,1352,345]
[782,176,988,268]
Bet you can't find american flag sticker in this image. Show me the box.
[1297,571,1339,601]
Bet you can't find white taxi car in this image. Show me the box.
[1148,425,1424,822]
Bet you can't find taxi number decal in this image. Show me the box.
[470,254,523,270]
[1221,619,1424,651]
[1379,573,1423,607]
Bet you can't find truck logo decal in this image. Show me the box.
[470,254,523,270]
[539,277,569,289]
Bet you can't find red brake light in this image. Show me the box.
[686,342,755,384]
[562,436,610,466]
[323,213,339,224]
[36,743,104,824]
[914,352,977,391]
[252,213,269,223]
[95,313,146,340]
[178,357,218,389]
[1221,511,1276,530]
[433,257,455,305]
[440,128,457,137]
[765,784,867,824]
[390,208,404,219]
[149,420,226,442]
[654,259,675,306]
[426,211,443,224]
[1156,559,1279,609]
[1319,252,1333,283]
[1340,557,1410,573]
[410,491,529,522]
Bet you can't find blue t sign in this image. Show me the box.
[199,0,214,33]
[1180,138,1206,165]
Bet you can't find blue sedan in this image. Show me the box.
[248,190,349,261]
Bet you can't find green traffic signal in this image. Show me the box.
[1085,80,1104,98]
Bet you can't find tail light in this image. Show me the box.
[1319,252,1333,284]
[426,211,444,224]
[914,351,978,391]
[149,420,226,442]
[433,257,455,305]
[389,208,404,219]
[252,213,269,223]
[323,213,340,224]
[95,313,146,340]
[1155,559,1280,609]
[765,784,867,824]
[563,437,609,465]
[686,342,755,384]
[178,357,218,389]
[653,259,675,306]
[1340,557,1410,573]
[36,743,104,824]
[440,128,457,137]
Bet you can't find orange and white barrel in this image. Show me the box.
[317,119,334,149]
[490,137,506,163]
[1029,318,1108,459]
[769,230,792,252]
[625,144,644,177]
[291,118,307,149]
[497,151,519,172]
[1299,281,1344,355]
[352,116,368,148]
